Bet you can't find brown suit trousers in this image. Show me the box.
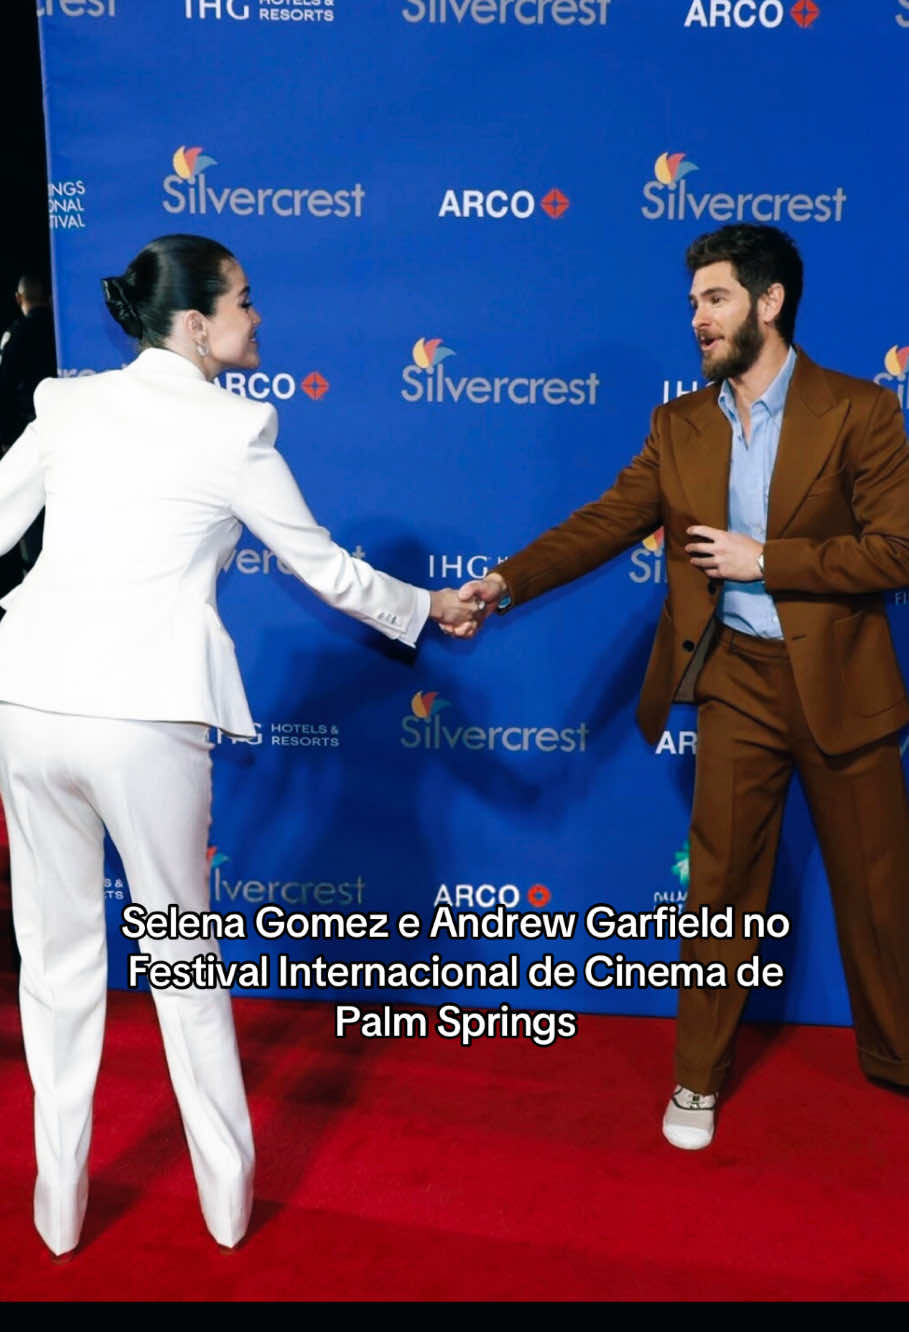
[677,626,909,1094]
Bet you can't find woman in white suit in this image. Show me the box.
[0,233,478,1257]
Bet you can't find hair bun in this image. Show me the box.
[101,275,143,338]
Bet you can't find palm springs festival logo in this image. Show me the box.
[672,840,690,891]
[652,838,689,907]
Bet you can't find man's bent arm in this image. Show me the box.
[492,413,664,608]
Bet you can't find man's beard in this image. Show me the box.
[700,300,764,382]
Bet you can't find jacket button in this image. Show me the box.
[682,639,695,652]
[707,581,718,594]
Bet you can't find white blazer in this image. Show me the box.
[0,348,429,737]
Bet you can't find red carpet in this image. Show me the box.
[1,974,908,1301]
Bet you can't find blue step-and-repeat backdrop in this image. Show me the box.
[36,0,909,1028]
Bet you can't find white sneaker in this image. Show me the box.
[662,1084,717,1150]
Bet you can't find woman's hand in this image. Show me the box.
[429,587,485,638]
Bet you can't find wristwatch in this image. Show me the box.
[756,551,765,579]
[491,575,512,612]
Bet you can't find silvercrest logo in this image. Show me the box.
[402,0,609,24]
[207,850,362,906]
[403,692,589,754]
[38,1,116,15]
[641,151,845,224]
[401,338,599,407]
[162,148,364,219]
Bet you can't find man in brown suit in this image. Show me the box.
[458,224,909,1149]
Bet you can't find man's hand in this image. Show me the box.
[685,526,763,582]
[457,571,508,627]
[429,587,484,638]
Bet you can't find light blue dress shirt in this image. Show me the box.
[717,346,797,638]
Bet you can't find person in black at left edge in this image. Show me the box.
[0,273,55,591]
[0,274,55,966]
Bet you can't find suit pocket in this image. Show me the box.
[834,610,907,716]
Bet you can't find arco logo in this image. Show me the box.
[683,0,819,27]
[541,188,570,218]
[790,0,819,27]
[433,881,553,909]
[221,370,330,401]
[438,187,570,220]
[301,372,330,400]
[172,145,217,182]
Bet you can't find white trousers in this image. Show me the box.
[0,703,255,1255]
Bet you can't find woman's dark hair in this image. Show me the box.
[102,234,235,345]
[685,224,804,345]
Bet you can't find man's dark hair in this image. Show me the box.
[17,274,50,306]
[685,224,804,345]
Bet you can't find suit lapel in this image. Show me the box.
[767,351,850,538]
[675,388,732,530]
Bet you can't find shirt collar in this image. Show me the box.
[718,344,797,423]
[126,347,210,384]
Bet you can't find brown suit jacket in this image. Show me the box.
[495,351,909,756]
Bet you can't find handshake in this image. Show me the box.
[428,572,507,639]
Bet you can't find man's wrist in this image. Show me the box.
[756,549,765,579]
[487,570,512,612]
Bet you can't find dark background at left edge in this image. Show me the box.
[3,4,52,346]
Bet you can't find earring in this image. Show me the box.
[195,338,209,357]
